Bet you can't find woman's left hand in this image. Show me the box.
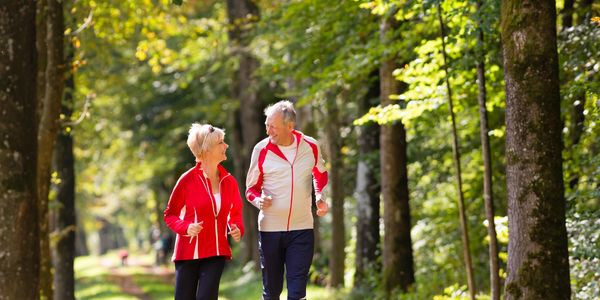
[229,224,241,242]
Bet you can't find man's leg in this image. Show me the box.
[285,229,314,300]
[259,231,285,300]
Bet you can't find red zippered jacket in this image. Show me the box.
[164,162,244,261]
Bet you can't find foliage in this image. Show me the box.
[567,212,600,300]
[73,0,235,251]
[68,0,598,298]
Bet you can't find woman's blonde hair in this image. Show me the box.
[187,123,225,161]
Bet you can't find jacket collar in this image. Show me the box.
[194,161,230,180]
[265,130,303,162]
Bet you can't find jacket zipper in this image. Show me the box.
[199,172,231,257]
[286,139,299,231]
[215,174,230,256]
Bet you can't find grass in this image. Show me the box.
[131,274,174,300]
[75,252,348,299]
[75,254,137,300]
[219,261,349,300]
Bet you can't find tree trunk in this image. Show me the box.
[354,72,381,287]
[437,4,476,299]
[475,1,500,299]
[291,85,323,256]
[37,0,66,298]
[380,12,415,294]
[226,0,262,267]
[52,46,76,300]
[501,1,571,299]
[565,0,589,189]
[0,1,40,299]
[576,0,594,25]
[36,0,47,123]
[324,95,345,287]
[561,0,574,29]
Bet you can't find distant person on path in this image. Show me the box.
[164,123,244,300]
[246,101,329,300]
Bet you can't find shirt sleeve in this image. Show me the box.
[245,145,264,209]
[311,140,328,202]
[228,178,245,237]
[163,176,192,235]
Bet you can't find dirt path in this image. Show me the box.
[107,271,153,300]
[105,255,175,299]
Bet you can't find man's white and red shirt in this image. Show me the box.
[246,130,328,232]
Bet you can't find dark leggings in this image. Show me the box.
[174,256,226,300]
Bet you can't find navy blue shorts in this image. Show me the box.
[259,229,314,300]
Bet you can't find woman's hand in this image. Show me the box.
[229,224,241,242]
[186,221,203,237]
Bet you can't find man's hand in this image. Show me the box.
[229,224,241,242]
[259,195,273,210]
[316,200,328,217]
[186,221,203,237]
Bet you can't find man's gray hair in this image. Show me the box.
[264,100,296,124]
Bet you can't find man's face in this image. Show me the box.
[265,113,293,146]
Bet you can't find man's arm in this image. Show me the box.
[245,145,265,209]
[310,139,329,216]
[311,139,329,201]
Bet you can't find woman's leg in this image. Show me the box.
[195,256,226,300]
[175,260,201,300]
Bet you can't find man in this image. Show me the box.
[246,100,329,300]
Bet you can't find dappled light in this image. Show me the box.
[0,0,598,299]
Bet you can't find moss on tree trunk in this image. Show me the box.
[501,0,571,299]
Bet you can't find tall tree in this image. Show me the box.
[380,9,415,294]
[323,94,345,287]
[354,73,381,287]
[438,2,476,300]
[226,0,262,266]
[52,44,76,300]
[37,0,66,298]
[564,0,591,190]
[501,0,571,298]
[0,0,40,299]
[293,96,323,256]
[437,3,476,298]
[474,1,500,298]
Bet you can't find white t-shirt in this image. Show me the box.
[278,136,297,162]
[213,193,221,214]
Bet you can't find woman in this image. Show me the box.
[164,123,244,300]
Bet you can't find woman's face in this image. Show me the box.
[203,135,228,163]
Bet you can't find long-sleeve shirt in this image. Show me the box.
[246,130,328,232]
[164,163,244,261]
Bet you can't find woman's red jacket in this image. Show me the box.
[164,162,245,261]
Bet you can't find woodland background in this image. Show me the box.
[0,0,598,299]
